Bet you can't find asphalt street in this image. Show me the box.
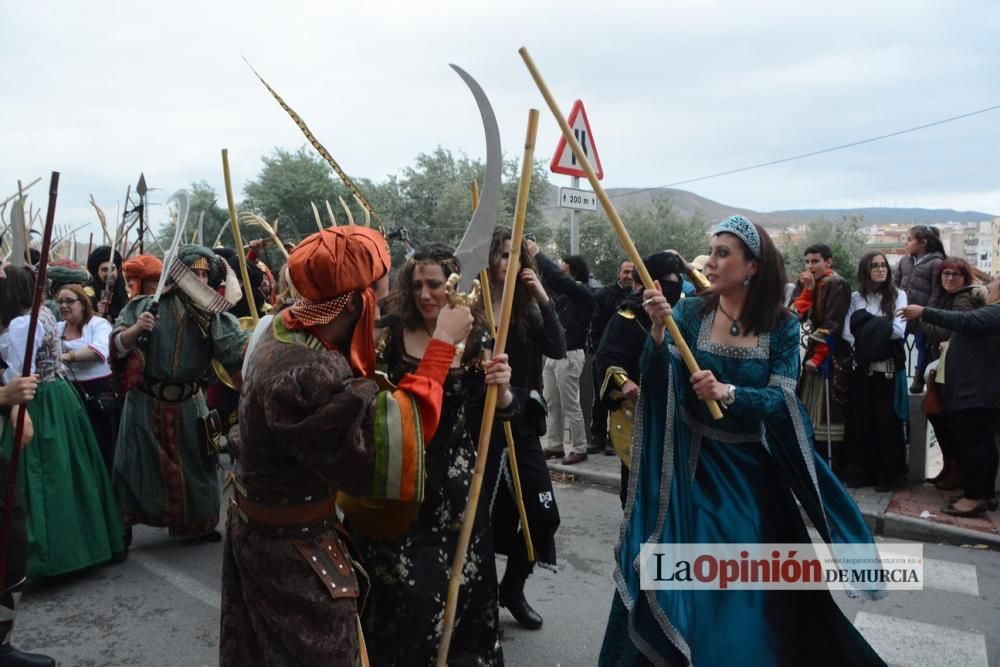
[13,480,1000,666]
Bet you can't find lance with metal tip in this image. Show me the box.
[518,46,723,420]
[0,171,59,588]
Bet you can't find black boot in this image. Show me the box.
[0,580,55,667]
[499,555,542,630]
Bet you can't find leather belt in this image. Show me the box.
[227,474,339,538]
[140,380,200,402]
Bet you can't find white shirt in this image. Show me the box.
[0,316,46,384]
[56,316,113,382]
[842,291,907,346]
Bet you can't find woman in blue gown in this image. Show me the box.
[599,216,887,666]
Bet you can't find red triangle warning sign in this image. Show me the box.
[550,100,604,179]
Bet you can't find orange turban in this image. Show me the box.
[122,254,163,296]
[282,225,390,377]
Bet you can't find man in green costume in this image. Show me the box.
[111,245,248,543]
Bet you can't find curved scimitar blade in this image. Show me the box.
[450,64,502,293]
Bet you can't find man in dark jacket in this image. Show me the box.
[588,259,634,455]
[530,241,595,464]
[789,244,851,462]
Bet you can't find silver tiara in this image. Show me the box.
[711,215,760,258]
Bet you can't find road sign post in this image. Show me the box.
[550,100,603,256]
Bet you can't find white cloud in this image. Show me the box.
[2,0,998,243]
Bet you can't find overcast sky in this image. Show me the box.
[2,0,998,242]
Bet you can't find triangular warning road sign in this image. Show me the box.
[550,100,604,180]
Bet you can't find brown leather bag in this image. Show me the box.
[922,370,942,416]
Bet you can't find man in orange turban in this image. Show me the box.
[220,226,474,666]
[122,254,163,298]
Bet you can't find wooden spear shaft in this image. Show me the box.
[0,171,59,588]
[472,181,535,564]
[221,149,259,324]
[437,109,540,667]
[518,47,723,420]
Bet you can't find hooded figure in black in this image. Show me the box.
[595,251,686,506]
[87,246,129,323]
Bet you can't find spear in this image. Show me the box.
[472,179,534,562]
[437,109,539,666]
[0,171,59,589]
[518,46,723,419]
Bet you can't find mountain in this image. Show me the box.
[542,185,997,227]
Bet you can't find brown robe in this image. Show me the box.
[220,318,448,666]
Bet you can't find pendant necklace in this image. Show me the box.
[717,303,741,337]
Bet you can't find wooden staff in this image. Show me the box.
[436,109,540,667]
[0,171,59,588]
[471,180,535,563]
[0,178,40,209]
[518,47,723,420]
[222,149,260,324]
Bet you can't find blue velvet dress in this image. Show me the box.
[599,298,887,666]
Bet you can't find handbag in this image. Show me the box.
[921,369,942,416]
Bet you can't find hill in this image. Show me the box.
[541,185,996,227]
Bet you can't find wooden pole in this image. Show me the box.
[518,46,723,420]
[0,171,59,588]
[437,109,540,667]
[472,180,535,563]
[221,149,259,324]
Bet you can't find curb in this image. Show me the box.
[880,512,1000,550]
[547,461,619,490]
[551,461,1000,551]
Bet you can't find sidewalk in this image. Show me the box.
[547,450,1000,550]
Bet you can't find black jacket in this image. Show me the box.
[590,282,631,353]
[921,304,1000,412]
[535,253,594,352]
[594,294,648,408]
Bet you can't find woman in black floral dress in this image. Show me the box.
[349,244,515,666]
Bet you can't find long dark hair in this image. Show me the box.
[857,252,898,317]
[387,243,484,331]
[908,225,944,256]
[0,266,36,327]
[488,227,541,338]
[699,223,788,335]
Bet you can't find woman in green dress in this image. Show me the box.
[0,266,124,577]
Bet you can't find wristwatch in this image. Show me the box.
[721,384,736,408]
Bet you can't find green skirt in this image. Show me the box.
[2,378,124,577]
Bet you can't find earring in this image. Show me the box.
[743,275,752,286]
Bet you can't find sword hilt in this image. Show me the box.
[444,273,481,309]
[136,300,159,349]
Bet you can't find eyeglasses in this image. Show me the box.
[941,271,964,278]
[55,298,79,306]
[870,263,888,269]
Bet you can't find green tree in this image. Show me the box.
[781,215,868,289]
[551,196,711,285]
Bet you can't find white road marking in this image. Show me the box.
[129,551,221,610]
[854,612,988,667]
[923,557,979,596]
